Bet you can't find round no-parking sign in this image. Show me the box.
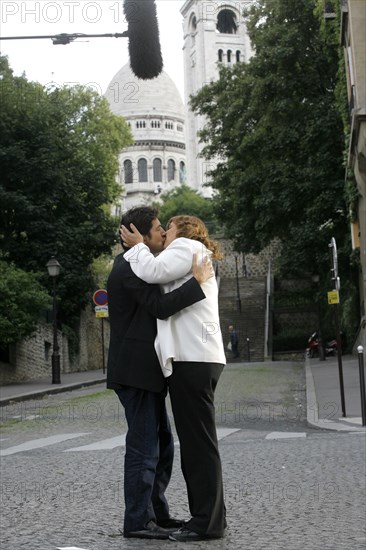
[93,289,108,306]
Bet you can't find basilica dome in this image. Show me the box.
[104,63,184,119]
[104,63,187,213]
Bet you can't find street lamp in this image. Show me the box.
[311,274,325,361]
[234,254,242,313]
[46,256,61,384]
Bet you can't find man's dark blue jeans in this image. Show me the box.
[115,386,174,532]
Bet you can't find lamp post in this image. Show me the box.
[46,256,61,384]
[311,274,325,361]
[234,254,242,313]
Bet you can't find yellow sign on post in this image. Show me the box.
[328,290,339,305]
[95,305,109,318]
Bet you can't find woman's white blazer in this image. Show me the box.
[124,237,226,376]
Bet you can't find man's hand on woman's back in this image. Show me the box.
[192,254,214,285]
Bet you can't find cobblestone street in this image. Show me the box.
[1,362,365,550]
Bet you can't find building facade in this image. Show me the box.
[181,0,253,194]
[105,64,187,213]
[340,0,366,349]
[104,3,254,206]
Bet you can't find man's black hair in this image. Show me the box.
[120,206,159,251]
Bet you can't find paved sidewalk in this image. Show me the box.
[306,353,366,431]
[1,355,365,432]
[0,370,107,406]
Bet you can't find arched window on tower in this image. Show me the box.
[179,162,187,184]
[153,158,162,182]
[227,50,232,63]
[190,14,197,32]
[236,50,241,63]
[167,159,176,182]
[124,160,133,184]
[138,158,148,183]
[190,14,197,46]
[217,9,237,34]
[218,49,223,62]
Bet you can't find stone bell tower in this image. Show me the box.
[181,0,253,195]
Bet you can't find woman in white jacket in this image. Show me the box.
[121,215,226,542]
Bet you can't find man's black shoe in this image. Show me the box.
[168,527,223,542]
[157,517,185,529]
[124,520,171,539]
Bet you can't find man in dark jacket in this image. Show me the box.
[107,206,211,540]
[229,325,239,358]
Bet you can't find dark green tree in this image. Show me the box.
[0,56,132,334]
[0,262,50,346]
[190,0,348,277]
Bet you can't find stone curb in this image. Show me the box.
[305,359,365,432]
[0,378,106,407]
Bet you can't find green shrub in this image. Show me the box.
[273,330,308,352]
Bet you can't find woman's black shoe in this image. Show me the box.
[124,520,171,539]
[169,527,223,542]
[157,517,185,529]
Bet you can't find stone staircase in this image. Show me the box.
[218,276,267,362]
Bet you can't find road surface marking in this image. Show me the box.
[265,432,307,440]
[65,435,126,452]
[0,433,89,456]
[66,428,241,452]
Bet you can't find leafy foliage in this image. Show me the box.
[154,184,218,232]
[0,261,50,345]
[0,56,132,335]
[190,0,348,277]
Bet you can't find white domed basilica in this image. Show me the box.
[105,64,187,213]
[105,1,252,212]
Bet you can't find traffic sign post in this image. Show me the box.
[93,290,108,374]
[327,290,339,305]
[93,289,108,307]
[95,306,109,318]
[328,238,346,417]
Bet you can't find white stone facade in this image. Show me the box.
[181,0,253,194]
[105,64,187,214]
[216,236,282,278]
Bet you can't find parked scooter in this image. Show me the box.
[305,331,345,358]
